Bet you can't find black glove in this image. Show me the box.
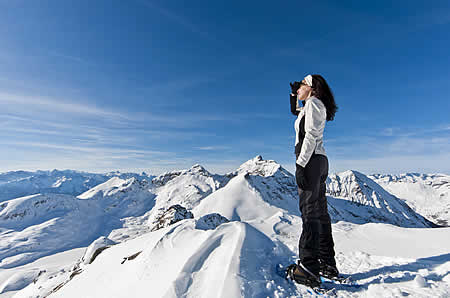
[290,81,301,94]
[295,164,308,189]
[290,81,301,116]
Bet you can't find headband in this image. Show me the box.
[304,74,313,87]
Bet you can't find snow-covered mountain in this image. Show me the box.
[0,176,155,269]
[0,169,153,203]
[0,193,102,269]
[148,164,229,221]
[1,156,449,297]
[327,170,436,228]
[370,173,450,226]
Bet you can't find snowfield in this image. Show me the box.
[0,156,449,297]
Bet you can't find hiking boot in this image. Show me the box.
[319,259,339,279]
[286,262,321,288]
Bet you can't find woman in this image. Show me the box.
[287,74,339,288]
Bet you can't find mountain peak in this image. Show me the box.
[253,155,263,162]
[188,164,210,175]
[338,170,366,178]
[152,164,212,188]
[232,155,283,178]
[77,176,148,200]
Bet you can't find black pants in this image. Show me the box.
[296,154,336,275]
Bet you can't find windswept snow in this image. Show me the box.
[47,220,282,298]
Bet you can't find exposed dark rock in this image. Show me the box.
[151,204,193,231]
[196,213,230,230]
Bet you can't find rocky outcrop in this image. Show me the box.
[195,213,230,230]
[151,204,194,231]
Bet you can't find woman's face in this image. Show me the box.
[296,80,312,101]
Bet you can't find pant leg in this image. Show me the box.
[297,155,323,275]
[298,187,321,274]
[316,156,336,265]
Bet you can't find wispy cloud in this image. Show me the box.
[0,91,230,128]
[143,77,215,95]
[379,124,450,137]
[137,0,212,39]
[1,88,275,126]
[412,9,450,27]
[0,119,221,151]
[329,152,450,176]
[329,133,450,158]
[0,140,167,156]
[385,136,449,155]
[0,126,67,136]
[380,127,414,137]
[0,92,129,120]
[0,140,245,175]
[47,51,88,64]
[195,146,231,151]
[323,129,450,176]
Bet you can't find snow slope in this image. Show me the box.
[0,177,155,269]
[0,246,85,297]
[33,220,449,298]
[0,193,102,269]
[1,156,449,297]
[370,173,450,226]
[326,170,435,228]
[42,220,281,298]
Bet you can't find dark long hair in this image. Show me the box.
[311,74,338,121]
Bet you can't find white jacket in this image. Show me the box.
[294,96,327,167]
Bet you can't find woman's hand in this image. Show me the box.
[290,81,301,94]
[296,164,308,190]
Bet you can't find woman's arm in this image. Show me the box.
[290,94,300,116]
[289,81,302,116]
[296,98,326,167]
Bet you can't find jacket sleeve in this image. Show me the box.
[290,94,300,116]
[296,98,326,167]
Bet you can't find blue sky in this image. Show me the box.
[0,0,449,175]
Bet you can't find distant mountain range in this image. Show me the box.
[0,156,449,297]
[0,169,152,203]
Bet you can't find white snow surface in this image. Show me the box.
[0,178,155,269]
[0,156,449,297]
[370,173,450,226]
[326,170,435,228]
[81,236,117,265]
